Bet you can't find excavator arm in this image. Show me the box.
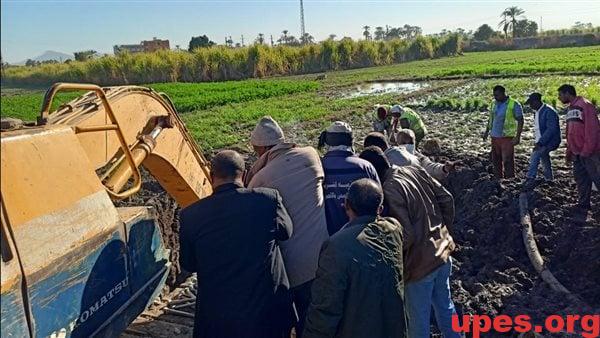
[41,83,212,207]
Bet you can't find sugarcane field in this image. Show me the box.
[1,1,599,337]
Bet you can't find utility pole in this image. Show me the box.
[270,35,274,46]
[241,35,245,47]
[540,16,543,34]
[300,0,306,39]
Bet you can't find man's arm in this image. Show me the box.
[383,179,415,252]
[581,103,600,157]
[427,170,455,232]
[538,108,559,147]
[274,191,293,241]
[417,153,447,181]
[303,241,347,338]
[178,210,197,273]
[367,163,381,185]
[513,103,524,146]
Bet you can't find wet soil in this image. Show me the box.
[116,169,190,288]
[123,80,599,337]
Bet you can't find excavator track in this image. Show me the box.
[122,275,197,337]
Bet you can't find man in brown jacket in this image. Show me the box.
[245,116,329,337]
[359,146,460,338]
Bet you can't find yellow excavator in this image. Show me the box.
[0,83,212,337]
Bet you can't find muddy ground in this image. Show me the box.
[123,80,599,337]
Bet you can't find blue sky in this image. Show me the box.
[2,0,599,63]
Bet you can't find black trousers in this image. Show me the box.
[292,280,313,338]
[573,153,600,208]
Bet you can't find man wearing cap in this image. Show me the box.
[523,93,561,190]
[245,116,329,337]
[482,85,524,179]
[558,84,600,213]
[390,104,427,147]
[318,121,380,235]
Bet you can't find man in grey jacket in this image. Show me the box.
[245,116,329,337]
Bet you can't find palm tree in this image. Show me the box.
[300,32,315,44]
[499,6,525,38]
[374,26,385,41]
[328,34,337,41]
[281,30,289,44]
[362,25,371,40]
[256,33,265,44]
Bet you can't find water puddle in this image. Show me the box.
[342,81,429,98]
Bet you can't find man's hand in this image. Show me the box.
[443,161,461,173]
[482,130,489,141]
[511,136,521,146]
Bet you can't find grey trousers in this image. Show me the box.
[573,153,600,208]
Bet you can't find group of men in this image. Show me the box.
[483,84,600,213]
[178,82,599,338]
[180,113,459,338]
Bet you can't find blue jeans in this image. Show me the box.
[527,147,553,180]
[405,259,462,338]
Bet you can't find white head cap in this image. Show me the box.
[250,116,285,147]
[327,121,352,134]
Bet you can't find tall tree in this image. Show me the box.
[255,33,265,44]
[499,6,525,38]
[514,19,538,37]
[188,35,215,51]
[474,24,495,41]
[300,32,315,44]
[328,34,337,40]
[362,26,371,40]
[280,30,289,44]
[374,26,386,40]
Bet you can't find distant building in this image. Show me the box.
[141,38,170,52]
[113,37,170,54]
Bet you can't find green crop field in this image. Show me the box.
[2,46,599,151]
[319,45,600,86]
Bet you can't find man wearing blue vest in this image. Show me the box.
[482,85,524,179]
[319,121,380,235]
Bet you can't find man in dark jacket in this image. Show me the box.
[179,150,295,338]
[359,148,460,338]
[319,121,380,235]
[304,179,407,338]
[523,92,561,190]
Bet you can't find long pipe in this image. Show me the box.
[518,193,580,302]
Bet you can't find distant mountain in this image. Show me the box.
[15,50,73,65]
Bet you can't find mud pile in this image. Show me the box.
[117,169,189,288]
[443,150,599,326]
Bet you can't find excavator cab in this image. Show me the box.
[0,84,212,337]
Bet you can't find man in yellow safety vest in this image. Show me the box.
[482,85,524,179]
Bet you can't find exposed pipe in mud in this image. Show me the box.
[518,192,580,303]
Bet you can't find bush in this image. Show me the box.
[3,36,470,86]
